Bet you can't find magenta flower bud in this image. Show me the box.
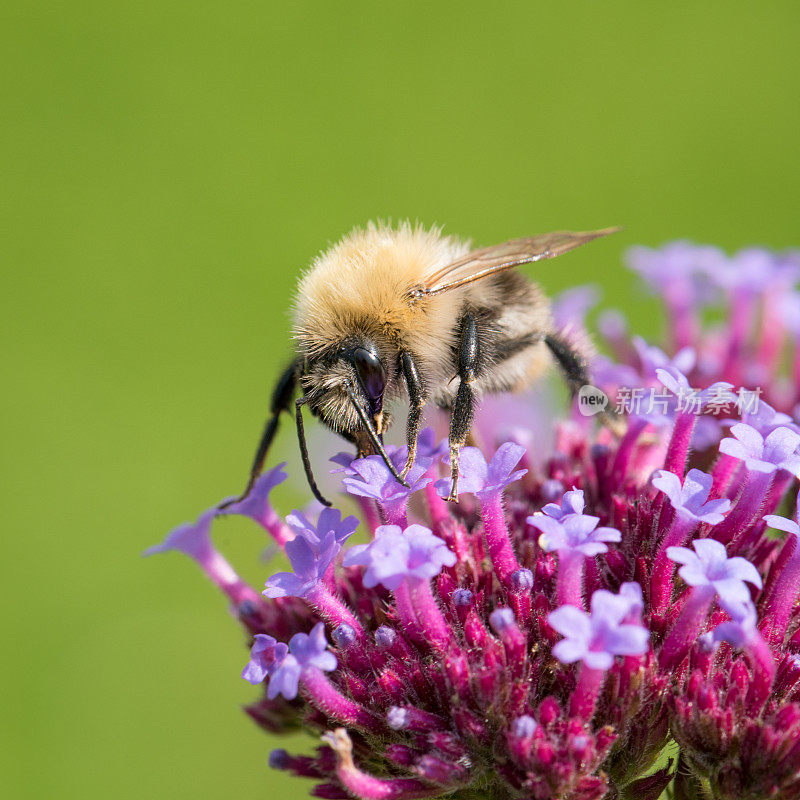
[540,478,566,504]
[452,588,474,606]
[489,607,515,633]
[374,625,396,648]
[331,623,357,649]
[268,748,290,770]
[387,706,409,730]
[510,568,534,592]
[511,715,538,739]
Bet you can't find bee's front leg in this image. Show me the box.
[447,311,480,502]
[399,351,426,476]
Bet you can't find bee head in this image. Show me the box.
[300,339,391,446]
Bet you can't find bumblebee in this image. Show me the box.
[224,222,618,507]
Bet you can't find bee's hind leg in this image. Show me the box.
[544,333,624,434]
[447,312,481,502]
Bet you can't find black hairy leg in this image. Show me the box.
[545,333,624,434]
[446,311,481,502]
[219,359,298,510]
[399,350,426,477]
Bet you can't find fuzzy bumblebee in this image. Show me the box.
[223,222,618,507]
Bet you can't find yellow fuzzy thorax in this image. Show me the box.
[291,222,470,357]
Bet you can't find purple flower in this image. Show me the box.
[626,241,723,300]
[712,598,759,648]
[242,634,289,685]
[144,507,220,562]
[548,587,650,670]
[740,400,800,438]
[342,457,430,507]
[618,581,645,624]
[763,512,800,538]
[651,468,731,524]
[719,423,800,475]
[414,427,448,462]
[511,715,538,739]
[330,452,357,475]
[268,623,337,700]
[286,507,359,546]
[263,529,339,598]
[528,512,621,557]
[220,463,288,524]
[656,367,736,413]
[435,442,527,500]
[667,539,762,604]
[542,487,586,520]
[716,248,800,294]
[343,524,456,591]
[633,336,696,379]
[552,285,599,329]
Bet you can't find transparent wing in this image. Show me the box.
[417,227,621,296]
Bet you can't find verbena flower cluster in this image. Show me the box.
[149,242,800,800]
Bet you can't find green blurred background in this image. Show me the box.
[3,2,799,798]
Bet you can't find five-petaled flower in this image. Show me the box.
[343,524,455,590]
[667,538,762,604]
[719,423,800,474]
[529,511,621,557]
[651,468,731,524]
[548,587,650,670]
[266,623,337,700]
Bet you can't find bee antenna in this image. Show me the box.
[294,397,333,507]
[343,384,411,489]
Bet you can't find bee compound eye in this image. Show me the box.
[351,347,386,401]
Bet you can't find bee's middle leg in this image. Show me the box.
[447,311,481,502]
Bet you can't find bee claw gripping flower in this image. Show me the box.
[151,243,800,800]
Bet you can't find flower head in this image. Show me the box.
[542,486,585,520]
[435,442,527,500]
[342,456,430,510]
[285,507,359,546]
[221,463,288,526]
[242,634,289,685]
[548,587,650,670]
[156,240,800,800]
[652,468,731,524]
[267,623,337,700]
[529,512,621,557]
[343,524,455,590]
[667,539,762,603]
[263,524,339,599]
[719,423,800,475]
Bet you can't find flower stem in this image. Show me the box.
[556,550,585,607]
[306,583,365,637]
[714,471,772,546]
[663,412,697,477]
[763,535,800,642]
[382,499,408,528]
[745,635,776,714]
[300,668,379,731]
[651,515,696,614]
[658,586,715,670]
[407,579,452,652]
[569,664,606,720]
[479,492,520,587]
